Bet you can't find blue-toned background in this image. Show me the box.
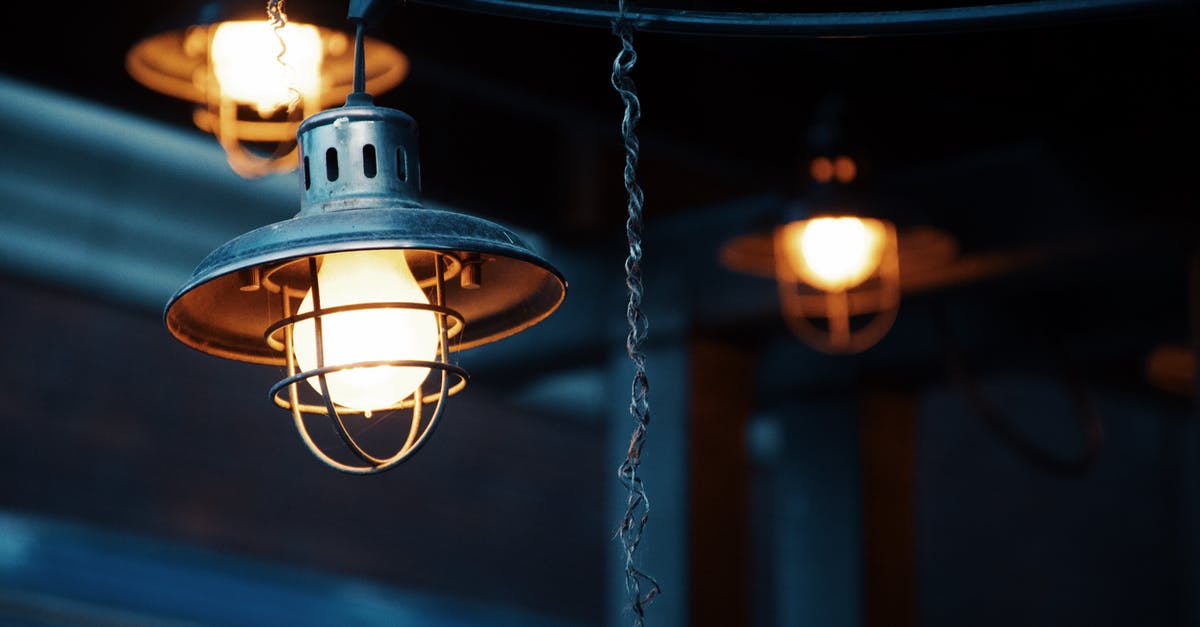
[0,1,1196,625]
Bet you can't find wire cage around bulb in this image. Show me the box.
[772,216,901,354]
[258,250,469,473]
[723,215,965,354]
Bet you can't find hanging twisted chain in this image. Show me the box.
[612,2,660,624]
[266,0,302,113]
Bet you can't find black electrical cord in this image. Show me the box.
[933,304,1104,476]
[346,0,391,107]
[406,0,1186,37]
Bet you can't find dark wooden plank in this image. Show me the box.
[860,382,919,627]
[688,336,758,627]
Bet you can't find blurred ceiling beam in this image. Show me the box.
[0,73,545,312]
[0,74,295,309]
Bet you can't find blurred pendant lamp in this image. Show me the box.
[126,0,408,178]
[771,154,902,354]
[721,95,955,354]
[163,0,567,474]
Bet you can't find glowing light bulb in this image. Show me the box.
[293,251,439,412]
[210,21,323,117]
[781,216,887,292]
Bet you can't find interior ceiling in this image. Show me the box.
[1,0,1194,249]
[1,0,1195,402]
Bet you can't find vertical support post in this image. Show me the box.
[860,381,920,627]
[769,394,863,627]
[687,336,757,627]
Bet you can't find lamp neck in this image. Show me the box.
[296,104,423,216]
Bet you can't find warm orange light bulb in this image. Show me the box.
[780,216,888,292]
[293,251,440,412]
[210,21,323,117]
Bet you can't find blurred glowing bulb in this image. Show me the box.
[210,21,322,117]
[293,251,439,412]
[780,216,887,292]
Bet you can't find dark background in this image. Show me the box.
[0,1,1198,626]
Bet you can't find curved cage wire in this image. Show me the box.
[262,251,469,474]
[196,91,314,178]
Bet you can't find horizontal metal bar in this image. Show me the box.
[407,0,1186,37]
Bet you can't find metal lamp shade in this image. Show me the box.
[164,207,566,364]
[165,100,566,365]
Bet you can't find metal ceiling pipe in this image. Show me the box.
[407,0,1188,38]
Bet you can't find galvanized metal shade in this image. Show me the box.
[165,205,567,365]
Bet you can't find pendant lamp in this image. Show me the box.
[163,4,566,474]
[126,0,408,178]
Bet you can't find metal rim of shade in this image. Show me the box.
[164,207,568,365]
